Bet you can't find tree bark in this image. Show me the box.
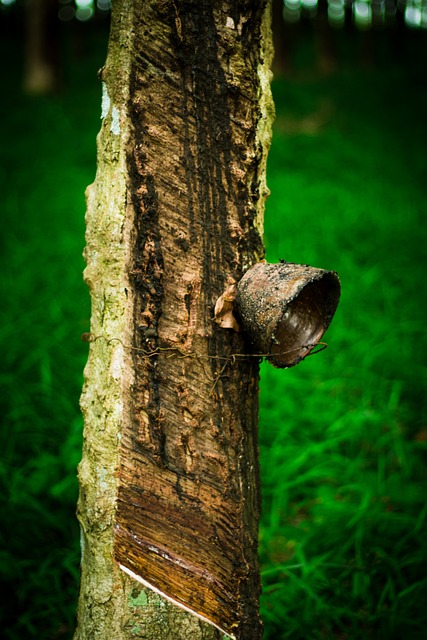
[75,2,274,639]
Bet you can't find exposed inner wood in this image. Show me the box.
[113,2,273,638]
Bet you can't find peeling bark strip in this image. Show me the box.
[112,1,273,638]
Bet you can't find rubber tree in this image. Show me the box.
[75,1,274,639]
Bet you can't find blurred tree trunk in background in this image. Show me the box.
[23,0,60,94]
[272,0,337,77]
[272,0,288,74]
[74,1,274,639]
[315,0,337,74]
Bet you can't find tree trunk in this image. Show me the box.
[23,0,60,94]
[75,2,274,639]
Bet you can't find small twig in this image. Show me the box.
[210,360,230,395]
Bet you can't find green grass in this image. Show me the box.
[1,21,427,640]
[0,26,105,639]
[259,35,427,640]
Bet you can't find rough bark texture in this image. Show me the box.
[75,2,274,639]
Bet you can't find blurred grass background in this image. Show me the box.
[1,7,427,640]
